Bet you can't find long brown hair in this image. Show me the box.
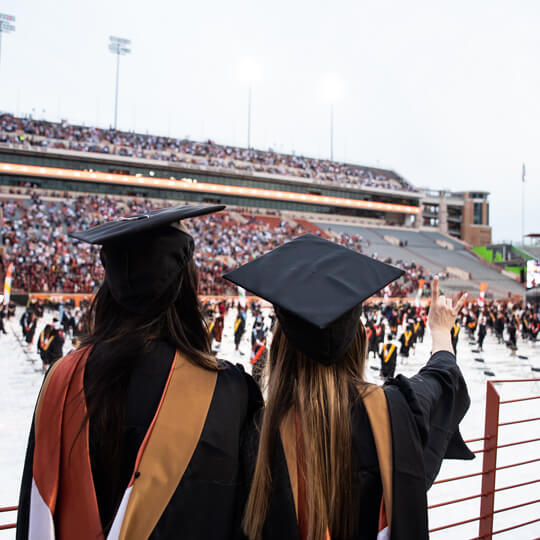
[243,321,369,540]
[79,259,216,532]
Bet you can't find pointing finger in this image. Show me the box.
[431,276,439,305]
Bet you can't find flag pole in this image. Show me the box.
[522,163,526,308]
[522,163,525,247]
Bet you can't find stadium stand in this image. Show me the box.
[1,188,436,298]
[317,222,524,297]
[0,114,525,300]
[523,246,540,259]
[0,114,418,192]
[0,186,523,299]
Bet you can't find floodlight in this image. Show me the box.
[319,73,346,161]
[108,36,132,129]
[320,73,345,104]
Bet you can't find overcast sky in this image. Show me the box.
[0,0,538,242]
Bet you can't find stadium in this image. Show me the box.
[1,2,540,539]
[0,113,531,302]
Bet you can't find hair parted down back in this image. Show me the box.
[243,321,369,540]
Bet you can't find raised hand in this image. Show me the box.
[428,276,467,355]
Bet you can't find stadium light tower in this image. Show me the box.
[108,36,131,130]
[320,74,345,161]
[0,14,16,77]
[236,57,262,148]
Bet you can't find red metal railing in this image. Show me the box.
[0,506,16,531]
[428,378,540,537]
[2,380,539,534]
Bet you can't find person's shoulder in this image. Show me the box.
[217,358,247,374]
[216,359,264,413]
[216,359,255,389]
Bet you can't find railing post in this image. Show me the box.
[478,380,500,538]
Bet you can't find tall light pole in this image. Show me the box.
[108,36,131,130]
[0,14,16,86]
[320,73,344,162]
[247,85,252,148]
[330,103,334,161]
[521,163,526,246]
[236,57,262,149]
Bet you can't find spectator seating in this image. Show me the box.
[0,114,418,193]
[317,222,524,297]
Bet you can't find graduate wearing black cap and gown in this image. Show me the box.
[379,339,397,381]
[225,234,473,540]
[17,204,263,540]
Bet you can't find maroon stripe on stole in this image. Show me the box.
[33,346,103,539]
[56,346,103,539]
[33,347,90,513]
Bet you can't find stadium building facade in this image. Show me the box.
[0,145,422,221]
[421,189,492,246]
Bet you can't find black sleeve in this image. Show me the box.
[386,350,474,489]
[16,419,34,540]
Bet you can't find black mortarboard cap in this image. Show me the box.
[69,204,225,245]
[223,234,404,365]
[69,204,225,315]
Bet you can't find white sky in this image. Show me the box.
[0,0,538,242]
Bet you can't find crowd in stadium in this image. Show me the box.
[0,114,418,192]
[0,191,430,297]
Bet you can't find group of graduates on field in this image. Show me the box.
[205,296,515,388]
[206,300,274,389]
[0,300,16,335]
[17,300,88,370]
[458,301,540,353]
[205,298,432,386]
[218,296,540,389]
[365,303,427,380]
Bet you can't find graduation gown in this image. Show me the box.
[235,314,246,346]
[379,344,397,380]
[240,350,473,540]
[367,327,378,355]
[213,315,224,343]
[477,323,487,349]
[530,321,539,342]
[44,334,64,366]
[450,325,460,355]
[17,340,263,540]
[398,331,414,357]
[37,330,54,364]
[0,309,6,334]
[21,313,37,344]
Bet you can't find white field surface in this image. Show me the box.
[0,307,539,539]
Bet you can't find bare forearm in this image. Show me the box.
[431,330,454,355]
